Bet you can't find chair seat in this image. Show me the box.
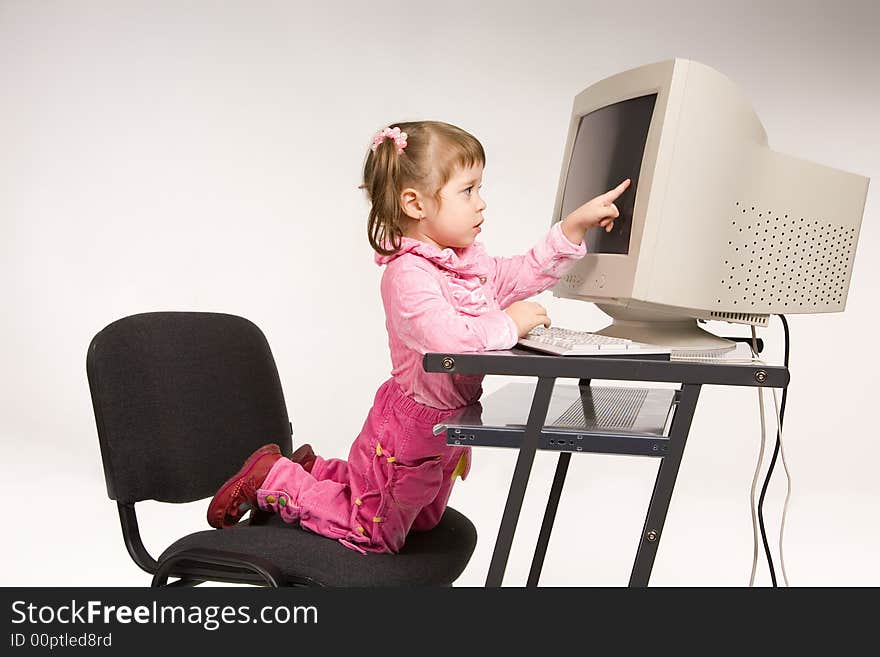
[158,507,477,586]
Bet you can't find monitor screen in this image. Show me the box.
[560,93,657,254]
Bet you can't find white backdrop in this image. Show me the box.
[2,0,877,587]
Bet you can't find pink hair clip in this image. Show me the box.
[371,126,408,154]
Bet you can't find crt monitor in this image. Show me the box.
[550,58,870,353]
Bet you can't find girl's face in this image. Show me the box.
[410,163,486,250]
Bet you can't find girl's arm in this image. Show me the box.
[489,221,586,309]
[383,264,520,353]
[490,179,630,308]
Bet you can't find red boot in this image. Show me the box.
[207,444,281,529]
[290,443,316,473]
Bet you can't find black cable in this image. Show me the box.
[757,314,789,587]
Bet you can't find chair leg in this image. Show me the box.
[152,549,283,587]
[165,578,205,587]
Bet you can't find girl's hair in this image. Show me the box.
[361,120,485,255]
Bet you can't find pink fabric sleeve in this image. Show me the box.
[384,264,520,353]
[489,221,587,308]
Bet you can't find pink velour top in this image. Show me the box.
[375,221,587,410]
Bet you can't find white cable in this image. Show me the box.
[771,387,792,586]
[748,327,766,586]
[746,327,793,587]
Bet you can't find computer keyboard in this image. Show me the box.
[518,326,671,359]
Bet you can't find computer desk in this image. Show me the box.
[423,346,789,587]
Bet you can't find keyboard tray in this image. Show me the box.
[435,382,677,457]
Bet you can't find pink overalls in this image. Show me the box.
[256,222,586,553]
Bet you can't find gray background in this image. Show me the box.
[2,0,877,586]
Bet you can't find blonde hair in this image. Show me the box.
[361,120,485,255]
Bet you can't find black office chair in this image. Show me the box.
[86,312,477,587]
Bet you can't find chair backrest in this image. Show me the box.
[87,312,292,504]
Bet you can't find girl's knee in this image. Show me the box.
[367,442,445,550]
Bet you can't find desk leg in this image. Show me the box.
[486,376,556,587]
[526,378,590,587]
[629,383,702,587]
[527,452,570,587]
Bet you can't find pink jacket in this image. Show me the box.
[376,221,587,410]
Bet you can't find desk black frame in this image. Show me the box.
[424,348,789,587]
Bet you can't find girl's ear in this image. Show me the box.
[400,188,425,220]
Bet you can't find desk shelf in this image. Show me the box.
[436,382,676,457]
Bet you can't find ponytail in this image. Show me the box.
[365,138,406,255]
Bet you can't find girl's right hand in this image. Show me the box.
[505,301,551,338]
[560,178,631,243]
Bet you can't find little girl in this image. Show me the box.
[207,120,630,554]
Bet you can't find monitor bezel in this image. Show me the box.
[551,59,684,303]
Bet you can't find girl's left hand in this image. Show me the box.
[560,178,631,244]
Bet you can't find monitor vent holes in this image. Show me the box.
[719,202,854,309]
